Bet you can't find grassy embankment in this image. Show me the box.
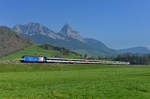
[0,64,150,99]
[0,45,81,62]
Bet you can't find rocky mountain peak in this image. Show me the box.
[59,24,73,35]
[13,22,64,40]
[58,24,85,42]
[26,22,44,30]
[63,24,72,29]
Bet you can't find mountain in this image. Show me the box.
[119,47,150,54]
[0,26,33,58]
[58,24,85,42]
[13,22,64,42]
[1,44,82,62]
[13,22,117,56]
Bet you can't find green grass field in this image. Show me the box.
[1,45,81,62]
[0,64,150,99]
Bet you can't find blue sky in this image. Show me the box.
[0,0,150,49]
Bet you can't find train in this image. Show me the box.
[20,56,47,63]
[20,56,130,65]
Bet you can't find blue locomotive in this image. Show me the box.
[21,56,47,63]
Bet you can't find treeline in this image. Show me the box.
[81,53,150,65]
[113,53,150,65]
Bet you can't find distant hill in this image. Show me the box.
[0,26,33,58]
[119,47,150,54]
[13,22,117,56]
[1,44,82,61]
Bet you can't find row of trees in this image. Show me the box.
[114,53,150,65]
[74,53,150,65]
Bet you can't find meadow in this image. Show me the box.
[0,45,81,62]
[0,64,150,99]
